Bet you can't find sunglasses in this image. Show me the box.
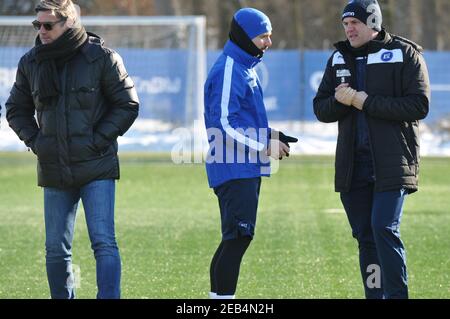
[32,19,65,31]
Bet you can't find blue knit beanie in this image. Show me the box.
[233,8,272,39]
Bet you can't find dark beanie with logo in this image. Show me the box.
[229,8,272,58]
[342,0,382,31]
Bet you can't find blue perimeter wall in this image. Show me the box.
[1,48,449,125]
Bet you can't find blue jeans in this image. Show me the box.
[44,179,121,299]
[340,184,408,299]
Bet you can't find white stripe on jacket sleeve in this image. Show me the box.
[219,56,265,152]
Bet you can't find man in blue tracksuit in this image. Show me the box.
[314,0,430,298]
[204,8,297,299]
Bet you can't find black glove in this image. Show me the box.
[278,131,298,148]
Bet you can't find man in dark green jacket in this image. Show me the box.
[313,0,430,299]
[6,0,139,299]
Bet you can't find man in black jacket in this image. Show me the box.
[313,0,430,299]
[6,0,139,299]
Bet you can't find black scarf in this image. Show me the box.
[229,17,264,58]
[34,26,88,102]
[347,42,369,57]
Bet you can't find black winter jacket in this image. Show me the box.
[313,30,430,193]
[6,33,139,188]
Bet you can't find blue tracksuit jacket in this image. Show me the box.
[204,40,271,188]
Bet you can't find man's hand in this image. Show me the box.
[335,83,356,106]
[271,129,299,148]
[267,139,290,160]
[279,131,298,148]
[351,91,368,110]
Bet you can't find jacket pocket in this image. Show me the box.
[71,86,100,110]
[93,133,111,156]
[35,134,57,163]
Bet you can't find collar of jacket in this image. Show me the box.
[80,32,108,63]
[334,29,392,55]
[223,40,262,68]
[30,31,107,64]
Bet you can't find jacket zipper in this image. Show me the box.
[364,60,378,184]
[341,51,357,191]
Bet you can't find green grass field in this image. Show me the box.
[0,152,449,299]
